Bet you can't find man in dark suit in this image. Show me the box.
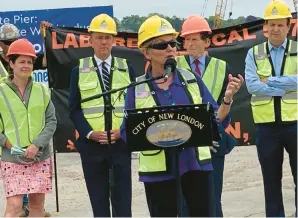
[177,15,238,217]
[68,13,134,217]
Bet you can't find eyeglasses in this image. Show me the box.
[147,40,177,50]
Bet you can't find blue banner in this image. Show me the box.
[0,6,113,54]
[0,6,113,85]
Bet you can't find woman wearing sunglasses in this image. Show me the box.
[121,15,243,217]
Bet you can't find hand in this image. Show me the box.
[210,141,219,153]
[40,21,53,37]
[111,130,121,142]
[260,78,268,83]
[40,21,53,29]
[98,130,120,144]
[224,74,244,101]
[24,144,39,159]
[5,139,12,149]
[89,131,109,144]
[66,139,77,151]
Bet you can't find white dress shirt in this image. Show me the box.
[86,54,112,139]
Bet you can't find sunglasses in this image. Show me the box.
[147,40,177,50]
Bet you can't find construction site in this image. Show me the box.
[0,0,297,217]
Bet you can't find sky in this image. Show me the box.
[0,0,296,20]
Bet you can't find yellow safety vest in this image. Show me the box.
[0,61,9,83]
[251,40,297,123]
[176,55,226,102]
[135,68,212,175]
[0,82,50,148]
[78,56,131,131]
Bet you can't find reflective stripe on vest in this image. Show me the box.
[0,82,50,147]
[176,55,226,101]
[79,56,131,131]
[135,68,212,174]
[0,61,9,83]
[252,40,297,123]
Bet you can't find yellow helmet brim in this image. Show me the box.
[264,14,293,20]
[88,28,117,35]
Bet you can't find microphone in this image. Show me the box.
[163,58,177,81]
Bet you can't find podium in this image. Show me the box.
[125,104,220,151]
[124,103,220,217]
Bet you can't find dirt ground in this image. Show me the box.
[0,146,295,217]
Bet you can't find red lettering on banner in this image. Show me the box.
[225,122,249,143]
[80,35,91,47]
[52,32,63,49]
[212,33,226,46]
[228,30,243,43]
[243,133,249,143]
[211,28,257,46]
[114,37,125,46]
[226,122,241,138]
[127,38,138,48]
[243,28,256,40]
[64,33,79,48]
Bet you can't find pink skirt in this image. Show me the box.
[0,158,52,198]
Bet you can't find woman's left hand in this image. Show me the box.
[24,144,39,159]
[224,74,244,101]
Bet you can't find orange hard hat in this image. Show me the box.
[7,38,37,58]
[181,15,212,37]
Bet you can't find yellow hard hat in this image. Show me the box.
[88,14,117,35]
[264,0,292,20]
[138,15,179,48]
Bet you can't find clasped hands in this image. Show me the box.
[89,130,121,144]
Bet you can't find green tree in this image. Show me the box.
[117,14,256,32]
[167,15,184,31]
[113,17,122,30]
[121,15,146,31]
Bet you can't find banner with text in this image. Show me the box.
[1,6,113,86]
[45,13,297,152]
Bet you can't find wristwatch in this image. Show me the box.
[222,97,233,105]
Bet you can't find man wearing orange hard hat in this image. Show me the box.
[177,15,241,217]
[245,0,297,216]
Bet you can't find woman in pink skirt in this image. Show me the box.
[0,38,57,217]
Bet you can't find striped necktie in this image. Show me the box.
[101,61,110,91]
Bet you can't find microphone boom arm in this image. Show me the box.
[81,74,164,103]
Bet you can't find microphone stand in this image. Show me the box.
[80,74,164,215]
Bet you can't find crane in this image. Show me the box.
[213,0,295,29]
[201,0,209,17]
[214,0,228,29]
